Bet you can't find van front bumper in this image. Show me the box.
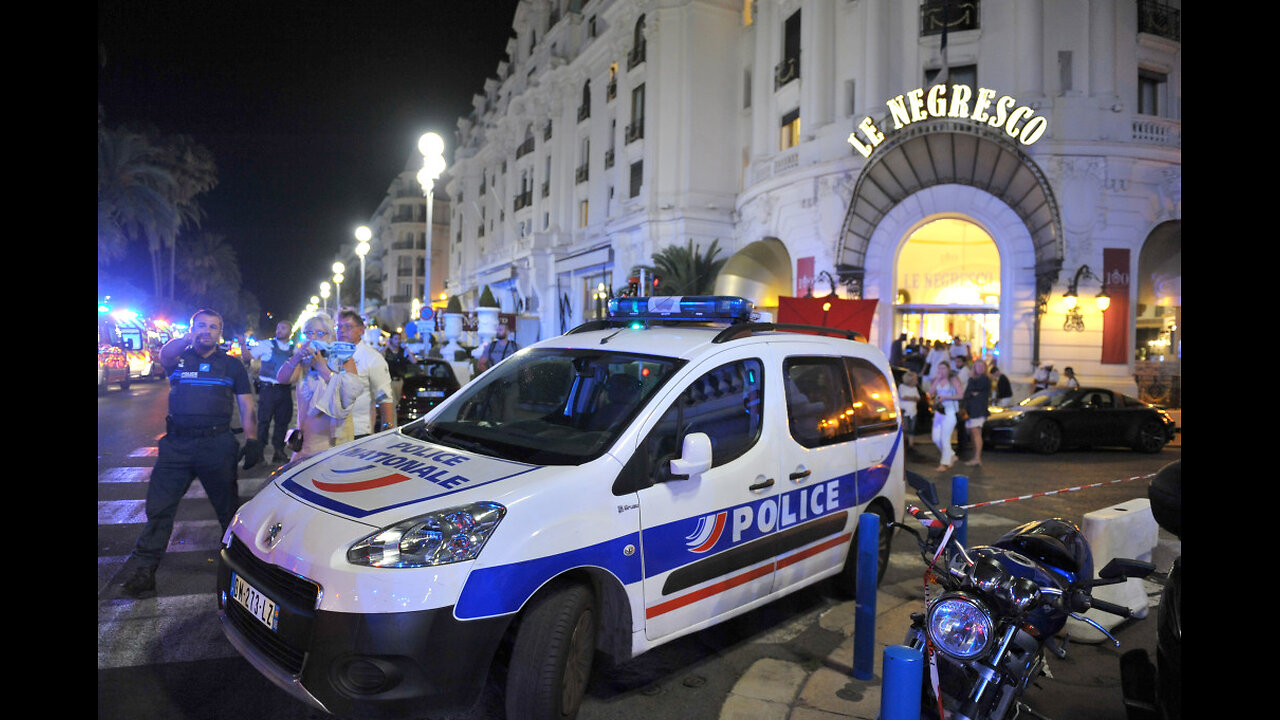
[217,538,512,719]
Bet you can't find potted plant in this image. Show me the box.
[476,286,500,340]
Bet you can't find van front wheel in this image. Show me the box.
[506,581,596,720]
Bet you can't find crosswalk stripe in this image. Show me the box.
[97,593,238,669]
[99,467,151,483]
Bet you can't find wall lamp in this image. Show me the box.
[1062,264,1109,331]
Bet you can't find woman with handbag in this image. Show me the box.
[276,312,362,460]
[930,360,964,471]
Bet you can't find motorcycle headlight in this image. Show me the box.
[348,502,506,568]
[927,593,995,659]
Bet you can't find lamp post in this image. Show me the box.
[332,262,345,313]
[355,226,371,316]
[1061,265,1109,332]
[418,132,446,308]
[320,282,331,315]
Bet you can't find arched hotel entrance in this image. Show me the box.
[895,218,1001,361]
[835,118,1064,374]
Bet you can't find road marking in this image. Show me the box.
[99,467,151,483]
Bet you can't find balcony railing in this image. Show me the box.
[1131,116,1181,148]
[604,149,615,169]
[627,41,646,70]
[516,136,536,159]
[578,103,591,122]
[575,164,589,184]
[774,56,799,90]
[607,80,617,101]
[541,180,550,198]
[920,0,980,36]
[625,120,644,144]
[1137,0,1180,42]
[513,190,533,211]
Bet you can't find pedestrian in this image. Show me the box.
[1064,366,1079,389]
[990,363,1014,407]
[925,340,949,380]
[121,308,263,598]
[277,312,362,459]
[249,320,296,464]
[898,370,920,450]
[337,309,395,438]
[964,359,992,467]
[890,332,906,366]
[384,331,417,413]
[476,319,520,373]
[1032,363,1059,394]
[930,360,964,471]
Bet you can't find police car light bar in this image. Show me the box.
[607,296,754,323]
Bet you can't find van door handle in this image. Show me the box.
[749,477,775,492]
[789,468,811,482]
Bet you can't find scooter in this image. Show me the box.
[1120,459,1181,720]
[895,470,1155,719]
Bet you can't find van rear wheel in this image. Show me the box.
[506,581,596,720]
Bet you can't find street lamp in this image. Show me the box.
[1061,265,1110,332]
[333,261,345,312]
[418,132,446,307]
[355,226,372,316]
[320,281,331,315]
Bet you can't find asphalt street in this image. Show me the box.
[99,380,1180,720]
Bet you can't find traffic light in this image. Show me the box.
[651,276,662,293]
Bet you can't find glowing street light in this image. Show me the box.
[333,261,346,311]
[355,226,372,316]
[418,132,446,307]
[320,281,331,315]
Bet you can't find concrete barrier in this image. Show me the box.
[1067,498,1156,642]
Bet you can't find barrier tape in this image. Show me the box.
[957,473,1155,511]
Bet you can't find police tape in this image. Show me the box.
[957,473,1156,511]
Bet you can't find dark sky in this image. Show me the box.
[98,0,521,326]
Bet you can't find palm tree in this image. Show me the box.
[176,232,242,303]
[634,238,728,296]
[97,127,178,270]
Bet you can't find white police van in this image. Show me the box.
[218,296,905,720]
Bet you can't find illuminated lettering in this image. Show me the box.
[847,85,1048,158]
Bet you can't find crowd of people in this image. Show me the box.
[892,334,1075,473]
[117,304,522,599]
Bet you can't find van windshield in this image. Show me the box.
[403,348,683,465]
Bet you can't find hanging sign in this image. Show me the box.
[848,85,1048,158]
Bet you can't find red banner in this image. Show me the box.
[1101,248,1130,364]
[777,296,877,340]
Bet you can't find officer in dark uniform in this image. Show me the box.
[121,308,263,598]
[251,320,296,464]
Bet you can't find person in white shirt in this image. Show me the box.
[337,309,395,437]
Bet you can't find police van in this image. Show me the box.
[217,296,905,720]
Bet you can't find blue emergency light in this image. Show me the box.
[607,296,754,323]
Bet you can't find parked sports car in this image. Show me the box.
[396,359,462,425]
[982,386,1176,454]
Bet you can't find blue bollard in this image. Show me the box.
[951,474,969,548]
[853,512,879,680]
[881,645,924,720]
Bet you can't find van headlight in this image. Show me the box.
[927,593,995,659]
[348,502,506,568]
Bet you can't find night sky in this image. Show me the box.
[98,0,521,327]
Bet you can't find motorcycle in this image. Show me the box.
[893,470,1155,720]
[1120,459,1181,720]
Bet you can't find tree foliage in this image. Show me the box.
[633,239,728,296]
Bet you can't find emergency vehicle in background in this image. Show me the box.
[217,296,905,720]
[98,306,183,393]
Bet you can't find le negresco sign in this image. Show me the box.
[847,85,1048,158]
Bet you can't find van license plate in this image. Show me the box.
[230,572,279,632]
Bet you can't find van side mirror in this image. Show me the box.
[668,432,712,480]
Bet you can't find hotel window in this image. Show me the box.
[579,200,589,227]
[627,84,646,143]
[920,0,980,36]
[1138,69,1168,117]
[630,161,643,198]
[775,10,801,89]
[780,108,800,150]
[924,64,977,89]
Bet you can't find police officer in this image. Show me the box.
[121,309,263,598]
[250,320,296,464]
